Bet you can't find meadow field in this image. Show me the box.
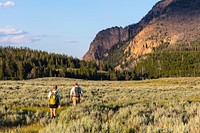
[0,77,200,133]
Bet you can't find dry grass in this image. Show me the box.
[0,77,200,132]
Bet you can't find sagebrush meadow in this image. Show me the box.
[0,77,200,133]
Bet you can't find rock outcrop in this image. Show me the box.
[82,27,129,62]
[83,0,200,69]
[124,0,200,67]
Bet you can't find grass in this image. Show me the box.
[0,124,44,133]
[0,77,200,132]
[11,106,49,113]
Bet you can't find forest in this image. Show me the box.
[0,47,114,80]
[134,40,200,79]
[0,46,149,81]
[102,40,200,80]
[1,40,200,81]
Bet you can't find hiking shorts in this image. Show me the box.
[49,104,58,108]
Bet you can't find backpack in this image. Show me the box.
[49,91,58,105]
[74,86,81,97]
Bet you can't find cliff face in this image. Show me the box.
[83,0,200,69]
[82,27,129,62]
[123,0,200,68]
[82,0,174,62]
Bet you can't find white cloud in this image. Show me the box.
[3,1,15,7]
[0,26,26,35]
[0,35,43,44]
[0,26,44,44]
[0,1,15,7]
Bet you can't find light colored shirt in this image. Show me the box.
[48,90,60,99]
[70,85,83,96]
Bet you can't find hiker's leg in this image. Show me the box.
[77,97,80,104]
[75,97,80,105]
[73,97,77,106]
[52,108,56,117]
[49,108,53,118]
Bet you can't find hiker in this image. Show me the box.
[48,85,60,118]
[70,82,83,106]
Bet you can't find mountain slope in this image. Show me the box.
[82,26,129,62]
[123,0,200,68]
[82,0,174,63]
[83,0,200,70]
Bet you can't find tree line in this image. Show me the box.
[0,46,117,80]
[1,40,200,81]
[132,40,200,79]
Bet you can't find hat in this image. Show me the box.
[74,82,78,85]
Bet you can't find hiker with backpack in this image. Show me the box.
[70,82,83,106]
[48,85,60,118]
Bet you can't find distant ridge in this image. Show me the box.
[83,0,200,70]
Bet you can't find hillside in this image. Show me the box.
[83,0,200,71]
[123,0,200,69]
[82,26,131,62]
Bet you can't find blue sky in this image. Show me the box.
[0,0,160,59]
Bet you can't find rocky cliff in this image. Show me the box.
[82,27,129,62]
[123,0,200,68]
[83,0,200,69]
